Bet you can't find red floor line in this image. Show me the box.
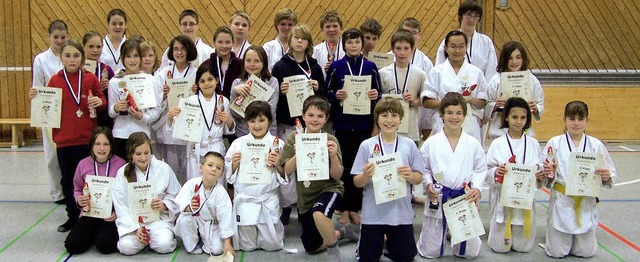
[540,187,640,253]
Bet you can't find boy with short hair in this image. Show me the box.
[359,18,382,59]
[313,10,345,77]
[160,9,214,68]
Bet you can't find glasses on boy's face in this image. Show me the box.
[181,22,198,28]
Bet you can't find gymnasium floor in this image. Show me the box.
[0,143,638,261]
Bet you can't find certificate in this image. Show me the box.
[566,152,603,197]
[172,98,204,143]
[167,77,195,108]
[238,139,272,184]
[500,164,537,210]
[500,71,532,101]
[84,59,97,73]
[368,52,394,69]
[381,94,409,134]
[83,175,115,219]
[127,181,159,223]
[284,75,313,117]
[443,195,485,245]
[295,133,329,181]
[120,74,157,109]
[343,75,371,115]
[231,74,275,118]
[30,87,62,128]
[369,152,406,204]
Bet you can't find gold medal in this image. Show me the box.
[303,180,311,188]
[76,109,83,118]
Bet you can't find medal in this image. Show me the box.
[76,109,83,118]
[303,180,311,188]
[208,135,213,142]
[63,68,83,118]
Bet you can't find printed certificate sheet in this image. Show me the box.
[231,74,275,118]
[284,75,313,117]
[127,181,159,223]
[369,152,406,204]
[238,139,272,184]
[167,77,195,108]
[295,133,329,181]
[342,75,371,115]
[381,94,409,134]
[121,74,157,109]
[83,60,97,73]
[500,163,537,210]
[172,98,204,143]
[443,195,485,245]
[566,152,603,197]
[30,87,62,128]
[368,52,394,69]
[500,71,532,101]
[83,175,115,219]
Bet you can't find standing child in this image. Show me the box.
[112,132,181,255]
[352,97,425,261]
[174,152,235,255]
[313,10,345,78]
[542,101,616,258]
[230,46,279,138]
[30,39,107,232]
[168,64,235,181]
[486,97,546,253]
[154,35,198,184]
[83,31,116,129]
[416,92,486,259]
[32,20,67,205]
[229,11,252,59]
[359,18,382,60]
[263,8,298,71]
[65,127,127,254]
[108,40,162,160]
[101,9,128,71]
[486,41,544,142]
[161,9,214,69]
[226,101,287,251]
[326,28,381,225]
[202,26,243,99]
[281,95,358,261]
[140,40,161,75]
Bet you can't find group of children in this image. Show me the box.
[30,1,617,260]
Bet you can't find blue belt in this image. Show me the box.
[441,185,467,256]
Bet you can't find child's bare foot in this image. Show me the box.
[338,211,349,225]
[349,211,361,225]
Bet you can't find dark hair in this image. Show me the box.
[60,39,86,66]
[239,45,271,80]
[341,28,364,52]
[201,151,224,165]
[458,0,483,23]
[120,40,142,65]
[123,132,152,183]
[303,95,331,116]
[88,127,116,160]
[245,100,273,123]
[179,9,199,23]
[213,26,234,43]
[564,101,589,119]
[195,64,218,94]
[82,31,102,46]
[439,92,467,116]
[127,35,146,45]
[497,41,529,73]
[500,97,532,130]
[320,10,343,28]
[443,30,468,59]
[360,18,382,36]
[374,97,404,129]
[48,20,68,34]
[391,29,415,49]
[107,8,127,23]
[168,35,198,62]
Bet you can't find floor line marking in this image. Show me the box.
[170,246,180,261]
[541,188,640,253]
[615,178,640,186]
[618,145,635,152]
[54,251,68,262]
[0,205,60,254]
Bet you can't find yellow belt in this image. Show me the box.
[504,207,532,249]
[553,183,582,227]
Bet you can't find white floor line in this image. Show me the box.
[615,178,640,186]
[618,145,635,151]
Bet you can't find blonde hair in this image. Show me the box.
[229,11,251,27]
[139,40,160,72]
[274,8,298,28]
[287,24,314,56]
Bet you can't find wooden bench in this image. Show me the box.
[0,118,31,149]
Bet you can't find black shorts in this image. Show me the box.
[298,192,342,252]
[356,224,417,262]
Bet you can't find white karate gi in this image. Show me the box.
[420,60,487,143]
[263,38,288,72]
[486,133,544,253]
[160,38,215,69]
[185,93,235,181]
[112,156,181,255]
[232,40,251,60]
[543,133,616,258]
[313,39,345,79]
[32,48,64,201]
[225,133,287,251]
[435,30,498,80]
[100,35,127,71]
[379,64,426,141]
[174,177,234,255]
[107,73,163,139]
[416,131,486,258]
